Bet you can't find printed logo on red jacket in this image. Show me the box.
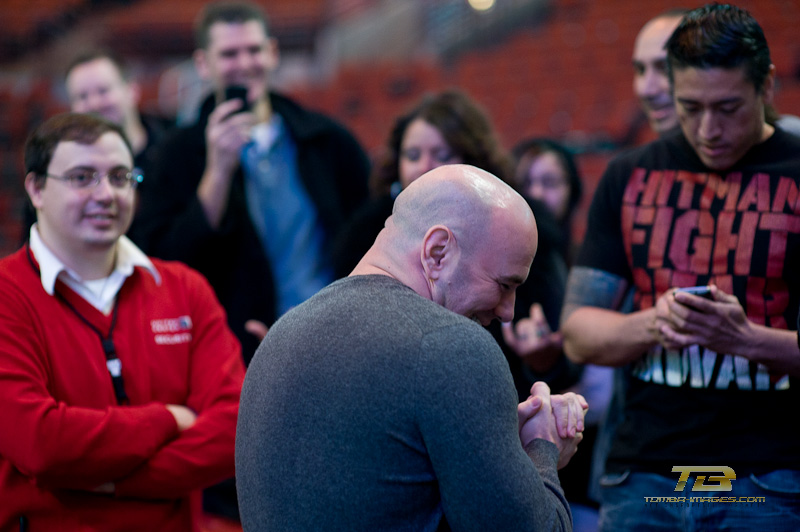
[150,316,193,345]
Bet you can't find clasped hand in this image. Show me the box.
[517,381,587,469]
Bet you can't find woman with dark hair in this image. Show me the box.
[511,138,583,264]
[332,89,513,277]
[372,89,512,196]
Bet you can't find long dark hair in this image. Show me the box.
[370,89,512,197]
[511,137,582,222]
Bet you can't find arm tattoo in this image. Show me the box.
[560,266,630,325]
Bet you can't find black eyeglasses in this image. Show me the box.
[45,168,143,190]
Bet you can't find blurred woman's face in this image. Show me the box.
[399,118,463,188]
[522,151,572,222]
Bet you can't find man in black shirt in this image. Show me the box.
[562,5,800,530]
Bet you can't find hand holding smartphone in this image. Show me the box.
[674,285,713,309]
[675,285,712,299]
[218,85,251,114]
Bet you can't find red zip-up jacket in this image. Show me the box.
[0,248,245,531]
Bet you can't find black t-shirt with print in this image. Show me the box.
[578,127,800,474]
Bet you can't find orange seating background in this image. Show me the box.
[2,0,800,255]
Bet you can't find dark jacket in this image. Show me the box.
[138,92,370,365]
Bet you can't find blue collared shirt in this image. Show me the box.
[242,114,333,316]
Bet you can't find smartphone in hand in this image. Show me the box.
[675,286,712,299]
[219,85,251,114]
[675,285,712,309]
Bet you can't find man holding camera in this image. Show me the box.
[139,1,370,366]
[136,1,370,522]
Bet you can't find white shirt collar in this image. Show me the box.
[251,114,283,152]
[29,225,161,298]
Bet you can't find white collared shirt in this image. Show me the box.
[250,115,281,153]
[29,225,161,315]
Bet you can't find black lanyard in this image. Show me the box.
[26,245,130,405]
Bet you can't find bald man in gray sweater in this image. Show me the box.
[236,164,587,531]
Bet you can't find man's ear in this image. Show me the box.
[421,225,458,281]
[265,37,280,71]
[24,172,44,210]
[127,80,142,107]
[193,49,210,80]
[761,64,776,105]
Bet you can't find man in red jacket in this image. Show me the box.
[0,112,245,531]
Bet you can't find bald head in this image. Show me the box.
[633,12,684,134]
[354,164,538,324]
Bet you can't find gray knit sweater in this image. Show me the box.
[236,275,572,531]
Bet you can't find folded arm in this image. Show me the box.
[0,350,179,491]
[113,271,245,498]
